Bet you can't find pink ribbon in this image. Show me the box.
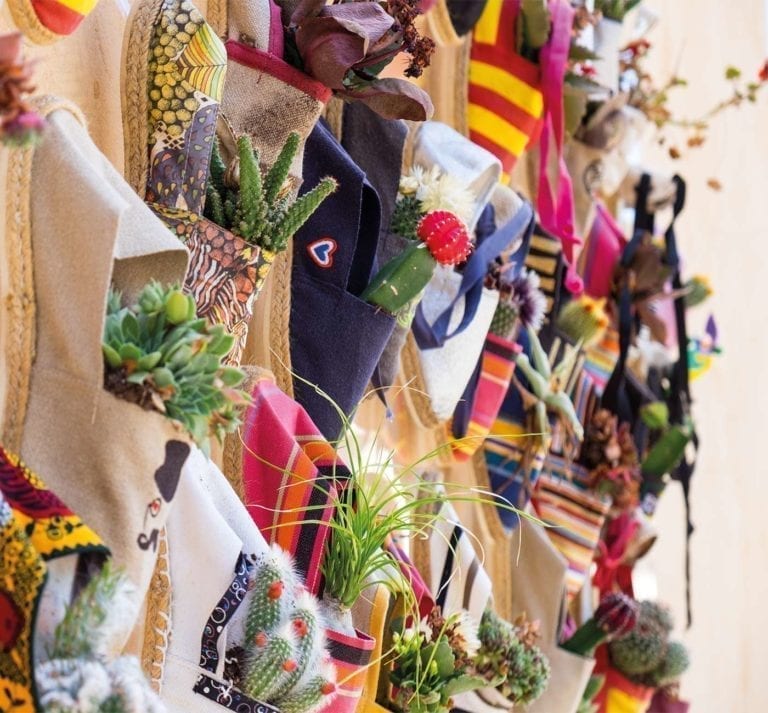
[536,0,584,294]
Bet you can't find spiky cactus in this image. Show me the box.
[648,640,690,687]
[608,601,673,677]
[204,134,337,253]
[563,593,639,656]
[240,545,336,712]
[279,661,337,713]
[556,296,610,346]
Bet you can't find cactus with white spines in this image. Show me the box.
[240,545,337,712]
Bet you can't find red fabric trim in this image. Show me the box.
[325,627,376,651]
[470,43,542,88]
[226,39,332,103]
[267,0,284,57]
[30,0,84,35]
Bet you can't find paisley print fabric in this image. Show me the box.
[141,0,273,364]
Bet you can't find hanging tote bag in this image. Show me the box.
[579,201,628,300]
[402,201,535,428]
[468,0,545,180]
[9,100,193,656]
[530,457,612,600]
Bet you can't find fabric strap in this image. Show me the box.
[412,201,534,349]
[536,0,582,294]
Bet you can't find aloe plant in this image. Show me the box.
[204,133,337,253]
[102,281,250,451]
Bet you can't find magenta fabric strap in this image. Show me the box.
[536,0,583,294]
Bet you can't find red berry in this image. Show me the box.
[416,211,472,266]
[321,681,336,695]
[267,580,284,600]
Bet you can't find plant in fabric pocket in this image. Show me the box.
[102,282,250,452]
[0,32,46,147]
[485,267,548,340]
[225,544,337,713]
[35,561,165,712]
[205,133,337,254]
[285,0,434,121]
[474,608,551,707]
[361,166,475,316]
[608,600,690,688]
[387,606,491,713]
[562,593,639,657]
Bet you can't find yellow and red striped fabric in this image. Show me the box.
[531,458,611,599]
[10,0,99,43]
[469,0,545,180]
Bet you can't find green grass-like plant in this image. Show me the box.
[102,281,250,451]
[204,133,337,253]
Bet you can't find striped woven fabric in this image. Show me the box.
[525,227,565,319]
[484,415,547,528]
[322,628,376,713]
[241,377,344,595]
[452,334,521,462]
[583,328,621,396]
[531,457,611,599]
[468,0,544,180]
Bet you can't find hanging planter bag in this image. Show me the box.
[8,99,192,653]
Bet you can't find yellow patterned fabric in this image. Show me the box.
[0,495,46,713]
[0,448,107,561]
[0,447,108,710]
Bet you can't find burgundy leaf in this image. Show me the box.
[320,3,395,49]
[338,78,434,121]
[289,0,329,26]
[296,15,369,89]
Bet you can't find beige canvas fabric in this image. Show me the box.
[160,447,270,707]
[12,100,192,651]
[507,517,596,713]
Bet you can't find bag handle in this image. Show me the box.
[412,201,534,349]
[536,0,582,294]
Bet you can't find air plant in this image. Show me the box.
[35,562,165,713]
[512,326,585,443]
[102,281,250,451]
[204,133,337,254]
[284,0,434,121]
[388,607,489,713]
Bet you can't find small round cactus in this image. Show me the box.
[649,640,690,687]
[417,210,472,265]
[609,600,672,677]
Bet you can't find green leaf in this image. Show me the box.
[569,44,601,62]
[642,425,691,477]
[725,66,742,80]
[220,366,246,387]
[640,401,670,430]
[137,351,163,371]
[443,674,489,697]
[126,371,149,384]
[118,343,142,362]
[102,344,122,369]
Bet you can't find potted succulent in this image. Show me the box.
[387,607,491,713]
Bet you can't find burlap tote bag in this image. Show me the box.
[5,99,193,652]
